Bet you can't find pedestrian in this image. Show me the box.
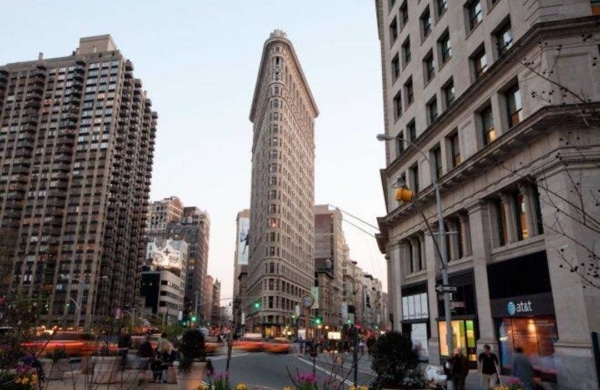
[117,327,132,370]
[512,347,534,390]
[157,338,174,383]
[478,344,500,390]
[447,347,470,390]
[157,332,168,354]
[138,335,155,371]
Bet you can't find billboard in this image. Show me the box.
[237,217,250,265]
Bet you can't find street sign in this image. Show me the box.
[436,285,457,293]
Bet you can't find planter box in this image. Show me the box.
[91,355,121,384]
[40,358,70,380]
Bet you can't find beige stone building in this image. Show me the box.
[247,30,319,337]
[314,205,346,330]
[375,1,600,389]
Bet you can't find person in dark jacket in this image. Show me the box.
[117,327,132,370]
[138,336,155,370]
[447,347,470,390]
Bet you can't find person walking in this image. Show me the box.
[478,344,499,390]
[448,347,470,390]
[138,335,155,371]
[512,347,534,390]
[117,327,132,370]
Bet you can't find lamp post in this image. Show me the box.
[377,133,454,369]
[71,275,108,331]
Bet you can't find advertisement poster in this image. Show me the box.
[237,217,250,265]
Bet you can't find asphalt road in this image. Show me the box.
[208,351,376,390]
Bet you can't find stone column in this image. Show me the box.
[425,233,441,364]
[539,166,600,390]
[467,201,497,350]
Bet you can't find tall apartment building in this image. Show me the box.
[375,1,600,388]
[314,205,346,329]
[247,30,319,337]
[0,35,156,330]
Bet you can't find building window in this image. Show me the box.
[404,78,414,105]
[390,17,399,45]
[427,97,438,124]
[402,38,411,66]
[494,197,509,246]
[393,90,402,121]
[514,191,529,240]
[424,51,435,83]
[409,164,420,193]
[431,145,442,179]
[480,105,496,145]
[448,131,461,167]
[407,120,416,142]
[400,1,409,28]
[437,0,448,17]
[439,31,452,64]
[392,54,401,81]
[468,0,483,31]
[495,22,513,55]
[395,131,405,156]
[443,79,455,107]
[472,47,488,79]
[421,7,432,39]
[505,84,522,127]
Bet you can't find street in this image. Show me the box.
[209,350,376,389]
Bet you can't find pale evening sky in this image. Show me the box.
[1,1,388,301]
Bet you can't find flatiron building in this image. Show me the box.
[246,30,319,336]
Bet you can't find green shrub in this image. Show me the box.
[370,331,425,389]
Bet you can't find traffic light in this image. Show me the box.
[254,301,260,309]
[315,316,322,325]
[395,187,414,202]
[191,315,197,322]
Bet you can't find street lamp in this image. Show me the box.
[377,133,454,366]
[71,275,108,331]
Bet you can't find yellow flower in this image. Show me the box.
[236,384,247,390]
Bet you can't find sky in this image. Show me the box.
[1,1,388,301]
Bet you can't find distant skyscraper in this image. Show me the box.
[146,196,184,234]
[314,205,346,329]
[0,35,156,329]
[247,30,319,336]
[145,198,210,324]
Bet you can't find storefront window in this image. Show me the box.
[438,320,476,361]
[497,317,557,382]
